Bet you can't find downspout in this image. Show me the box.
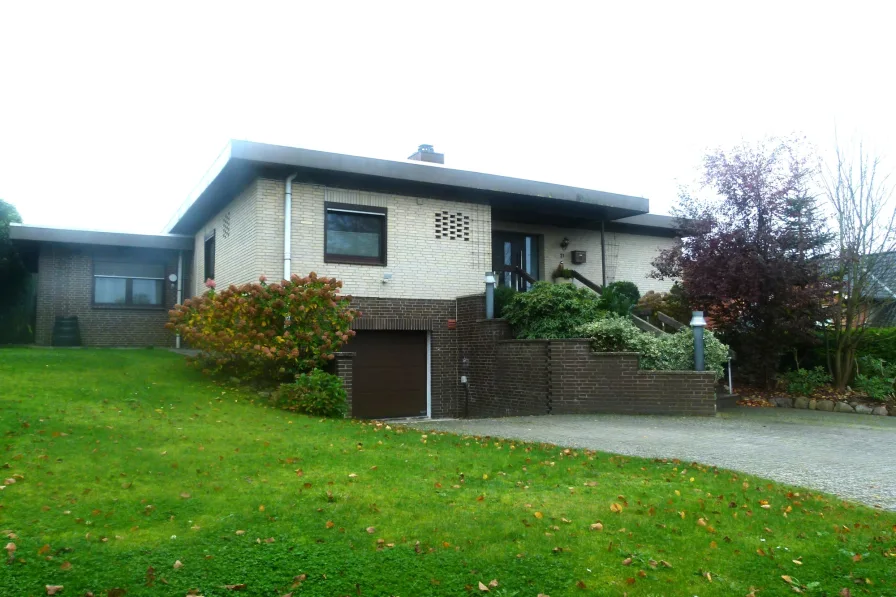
[600,219,607,288]
[284,173,298,281]
[175,250,183,349]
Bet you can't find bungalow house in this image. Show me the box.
[9,141,679,419]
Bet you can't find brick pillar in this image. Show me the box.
[333,352,355,418]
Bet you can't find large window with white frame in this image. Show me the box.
[93,261,165,307]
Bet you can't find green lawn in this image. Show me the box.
[0,349,894,597]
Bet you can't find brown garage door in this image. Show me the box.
[346,331,427,419]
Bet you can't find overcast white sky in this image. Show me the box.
[1,2,894,234]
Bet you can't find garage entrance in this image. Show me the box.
[346,330,428,419]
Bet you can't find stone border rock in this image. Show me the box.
[770,395,890,416]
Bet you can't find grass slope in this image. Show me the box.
[0,348,894,597]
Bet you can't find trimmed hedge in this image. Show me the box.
[858,328,896,364]
[502,282,605,339]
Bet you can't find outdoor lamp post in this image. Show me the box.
[690,311,707,372]
[485,272,496,319]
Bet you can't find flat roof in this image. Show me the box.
[166,140,654,234]
[10,223,193,251]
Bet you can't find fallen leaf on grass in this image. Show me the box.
[589,523,603,531]
[622,557,632,566]
[610,503,624,513]
[576,580,587,589]
[852,554,861,562]
[60,561,71,571]
[488,579,498,588]
[325,521,334,529]
[235,530,245,536]
[173,560,183,569]
[792,559,802,565]
[224,584,247,591]
[366,527,375,534]
[534,512,543,519]
[660,560,672,568]
[478,581,489,591]
[782,575,794,585]
[45,586,63,595]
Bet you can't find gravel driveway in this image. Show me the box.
[411,408,896,510]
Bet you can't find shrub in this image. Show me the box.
[550,264,575,280]
[274,370,347,417]
[494,285,517,319]
[635,283,691,325]
[167,274,358,383]
[598,282,639,317]
[852,356,895,402]
[579,315,729,379]
[858,328,896,364]
[502,282,605,339]
[779,367,831,396]
[604,281,640,303]
[853,375,893,402]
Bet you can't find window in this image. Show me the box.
[94,261,165,307]
[204,231,216,281]
[324,203,387,265]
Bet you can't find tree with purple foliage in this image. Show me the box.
[652,138,831,387]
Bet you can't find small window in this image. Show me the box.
[324,203,386,265]
[204,231,216,281]
[94,261,165,307]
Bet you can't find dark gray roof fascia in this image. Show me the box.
[613,213,678,230]
[10,223,193,251]
[166,140,651,233]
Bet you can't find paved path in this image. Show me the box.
[411,408,896,510]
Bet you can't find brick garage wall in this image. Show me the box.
[494,341,549,416]
[35,244,180,347]
[461,317,513,418]
[332,352,355,417]
[456,317,716,417]
[548,340,717,415]
[350,297,460,418]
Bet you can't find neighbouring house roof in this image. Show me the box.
[166,140,665,235]
[865,252,896,301]
[9,223,193,251]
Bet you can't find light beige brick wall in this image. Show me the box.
[255,178,492,300]
[192,180,259,296]
[493,220,675,294]
[606,231,676,294]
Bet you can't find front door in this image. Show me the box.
[492,232,539,291]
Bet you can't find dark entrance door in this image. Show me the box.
[345,330,427,419]
[492,232,539,291]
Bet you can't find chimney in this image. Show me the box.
[408,144,444,164]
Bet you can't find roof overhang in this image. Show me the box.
[9,224,193,251]
[166,140,651,235]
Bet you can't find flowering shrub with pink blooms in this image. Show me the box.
[167,274,358,382]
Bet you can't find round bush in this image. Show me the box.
[501,282,605,339]
[274,370,347,417]
[167,273,358,382]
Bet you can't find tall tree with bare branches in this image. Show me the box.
[821,140,896,389]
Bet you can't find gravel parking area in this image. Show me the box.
[411,407,896,510]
